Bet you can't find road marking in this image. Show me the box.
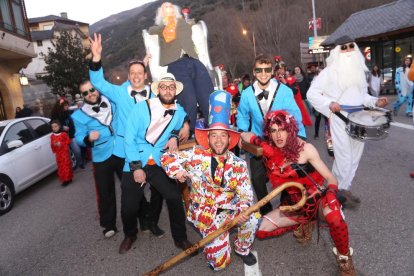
[245,250,262,276]
[391,122,414,130]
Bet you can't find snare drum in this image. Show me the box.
[345,108,392,141]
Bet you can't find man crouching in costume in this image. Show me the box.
[148,2,214,134]
[242,110,355,276]
[161,91,260,270]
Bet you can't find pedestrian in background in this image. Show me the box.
[369,65,383,97]
[392,57,413,117]
[51,100,84,169]
[50,120,73,186]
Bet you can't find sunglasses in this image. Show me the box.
[81,87,96,97]
[159,84,177,91]
[340,43,355,51]
[254,67,273,74]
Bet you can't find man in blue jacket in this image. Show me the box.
[88,33,190,238]
[237,54,305,215]
[72,79,124,239]
[119,72,194,255]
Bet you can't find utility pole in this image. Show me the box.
[312,0,317,37]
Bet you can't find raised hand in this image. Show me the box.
[88,33,102,61]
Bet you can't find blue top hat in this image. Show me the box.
[195,90,240,149]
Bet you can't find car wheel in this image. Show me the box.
[70,150,77,169]
[0,177,15,216]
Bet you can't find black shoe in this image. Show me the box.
[149,223,165,238]
[62,180,72,187]
[174,239,198,256]
[119,235,137,254]
[235,252,257,266]
[140,218,150,233]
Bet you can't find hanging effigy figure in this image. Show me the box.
[143,2,220,135]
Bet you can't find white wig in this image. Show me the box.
[154,2,183,26]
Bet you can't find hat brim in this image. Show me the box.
[194,127,240,150]
[151,81,183,96]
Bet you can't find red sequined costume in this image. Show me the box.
[257,141,350,255]
[50,132,73,183]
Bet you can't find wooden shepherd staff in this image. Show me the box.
[144,181,307,276]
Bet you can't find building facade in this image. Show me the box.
[0,0,36,120]
[25,13,89,79]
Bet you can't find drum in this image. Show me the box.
[345,108,392,141]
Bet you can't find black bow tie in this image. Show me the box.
[92,101,108,113]
[131,89,147,98]
[164,109,175,117]
[257,90,269,101]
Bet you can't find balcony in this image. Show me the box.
[0,28,36,71]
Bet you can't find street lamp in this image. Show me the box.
[19,70,29,86]
[242,28,256,57]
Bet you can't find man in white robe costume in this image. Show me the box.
[307,36,388,206]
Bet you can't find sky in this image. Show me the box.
[25,0,157,25]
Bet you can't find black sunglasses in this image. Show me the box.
[340,43,355,51]
[81,87,96,97]
[254,67,273,74]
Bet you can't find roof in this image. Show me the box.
[30,22,89,41]
[28,15,88,26]
[323,0,414,46]
[31,30,53,41]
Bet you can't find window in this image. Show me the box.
[3,121,34,146]
[0,0,29,37]
[11,0,24,35]
[36,40,43,46]
[0,0,12,31]
[25,119,51,138]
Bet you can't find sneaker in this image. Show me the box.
[103,228,117,238]
[235,252,257,266]
[149,223,165,238]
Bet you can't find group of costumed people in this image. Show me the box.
[64,1,394,276]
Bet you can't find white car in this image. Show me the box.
[0,117,76,215]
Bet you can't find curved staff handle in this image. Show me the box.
[144,181,307,276]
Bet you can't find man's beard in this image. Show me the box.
[210,143,229,156]
[159,94,175,105]
[84,95,101,105]
[336,51,367,91]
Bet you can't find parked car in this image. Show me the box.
[0,117,76,215]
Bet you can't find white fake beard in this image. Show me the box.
[336,51,367,91]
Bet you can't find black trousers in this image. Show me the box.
[249,156,273,215]
[93,155,124,231]
[121,165,187,242]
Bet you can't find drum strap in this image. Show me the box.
[334,112,349,124]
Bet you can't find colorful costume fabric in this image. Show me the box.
[50,132,73,183]
[161,146,260,270]
[393,66,414,115]
[257,141,350,255]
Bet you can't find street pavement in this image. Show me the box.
[0,95,413,276]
